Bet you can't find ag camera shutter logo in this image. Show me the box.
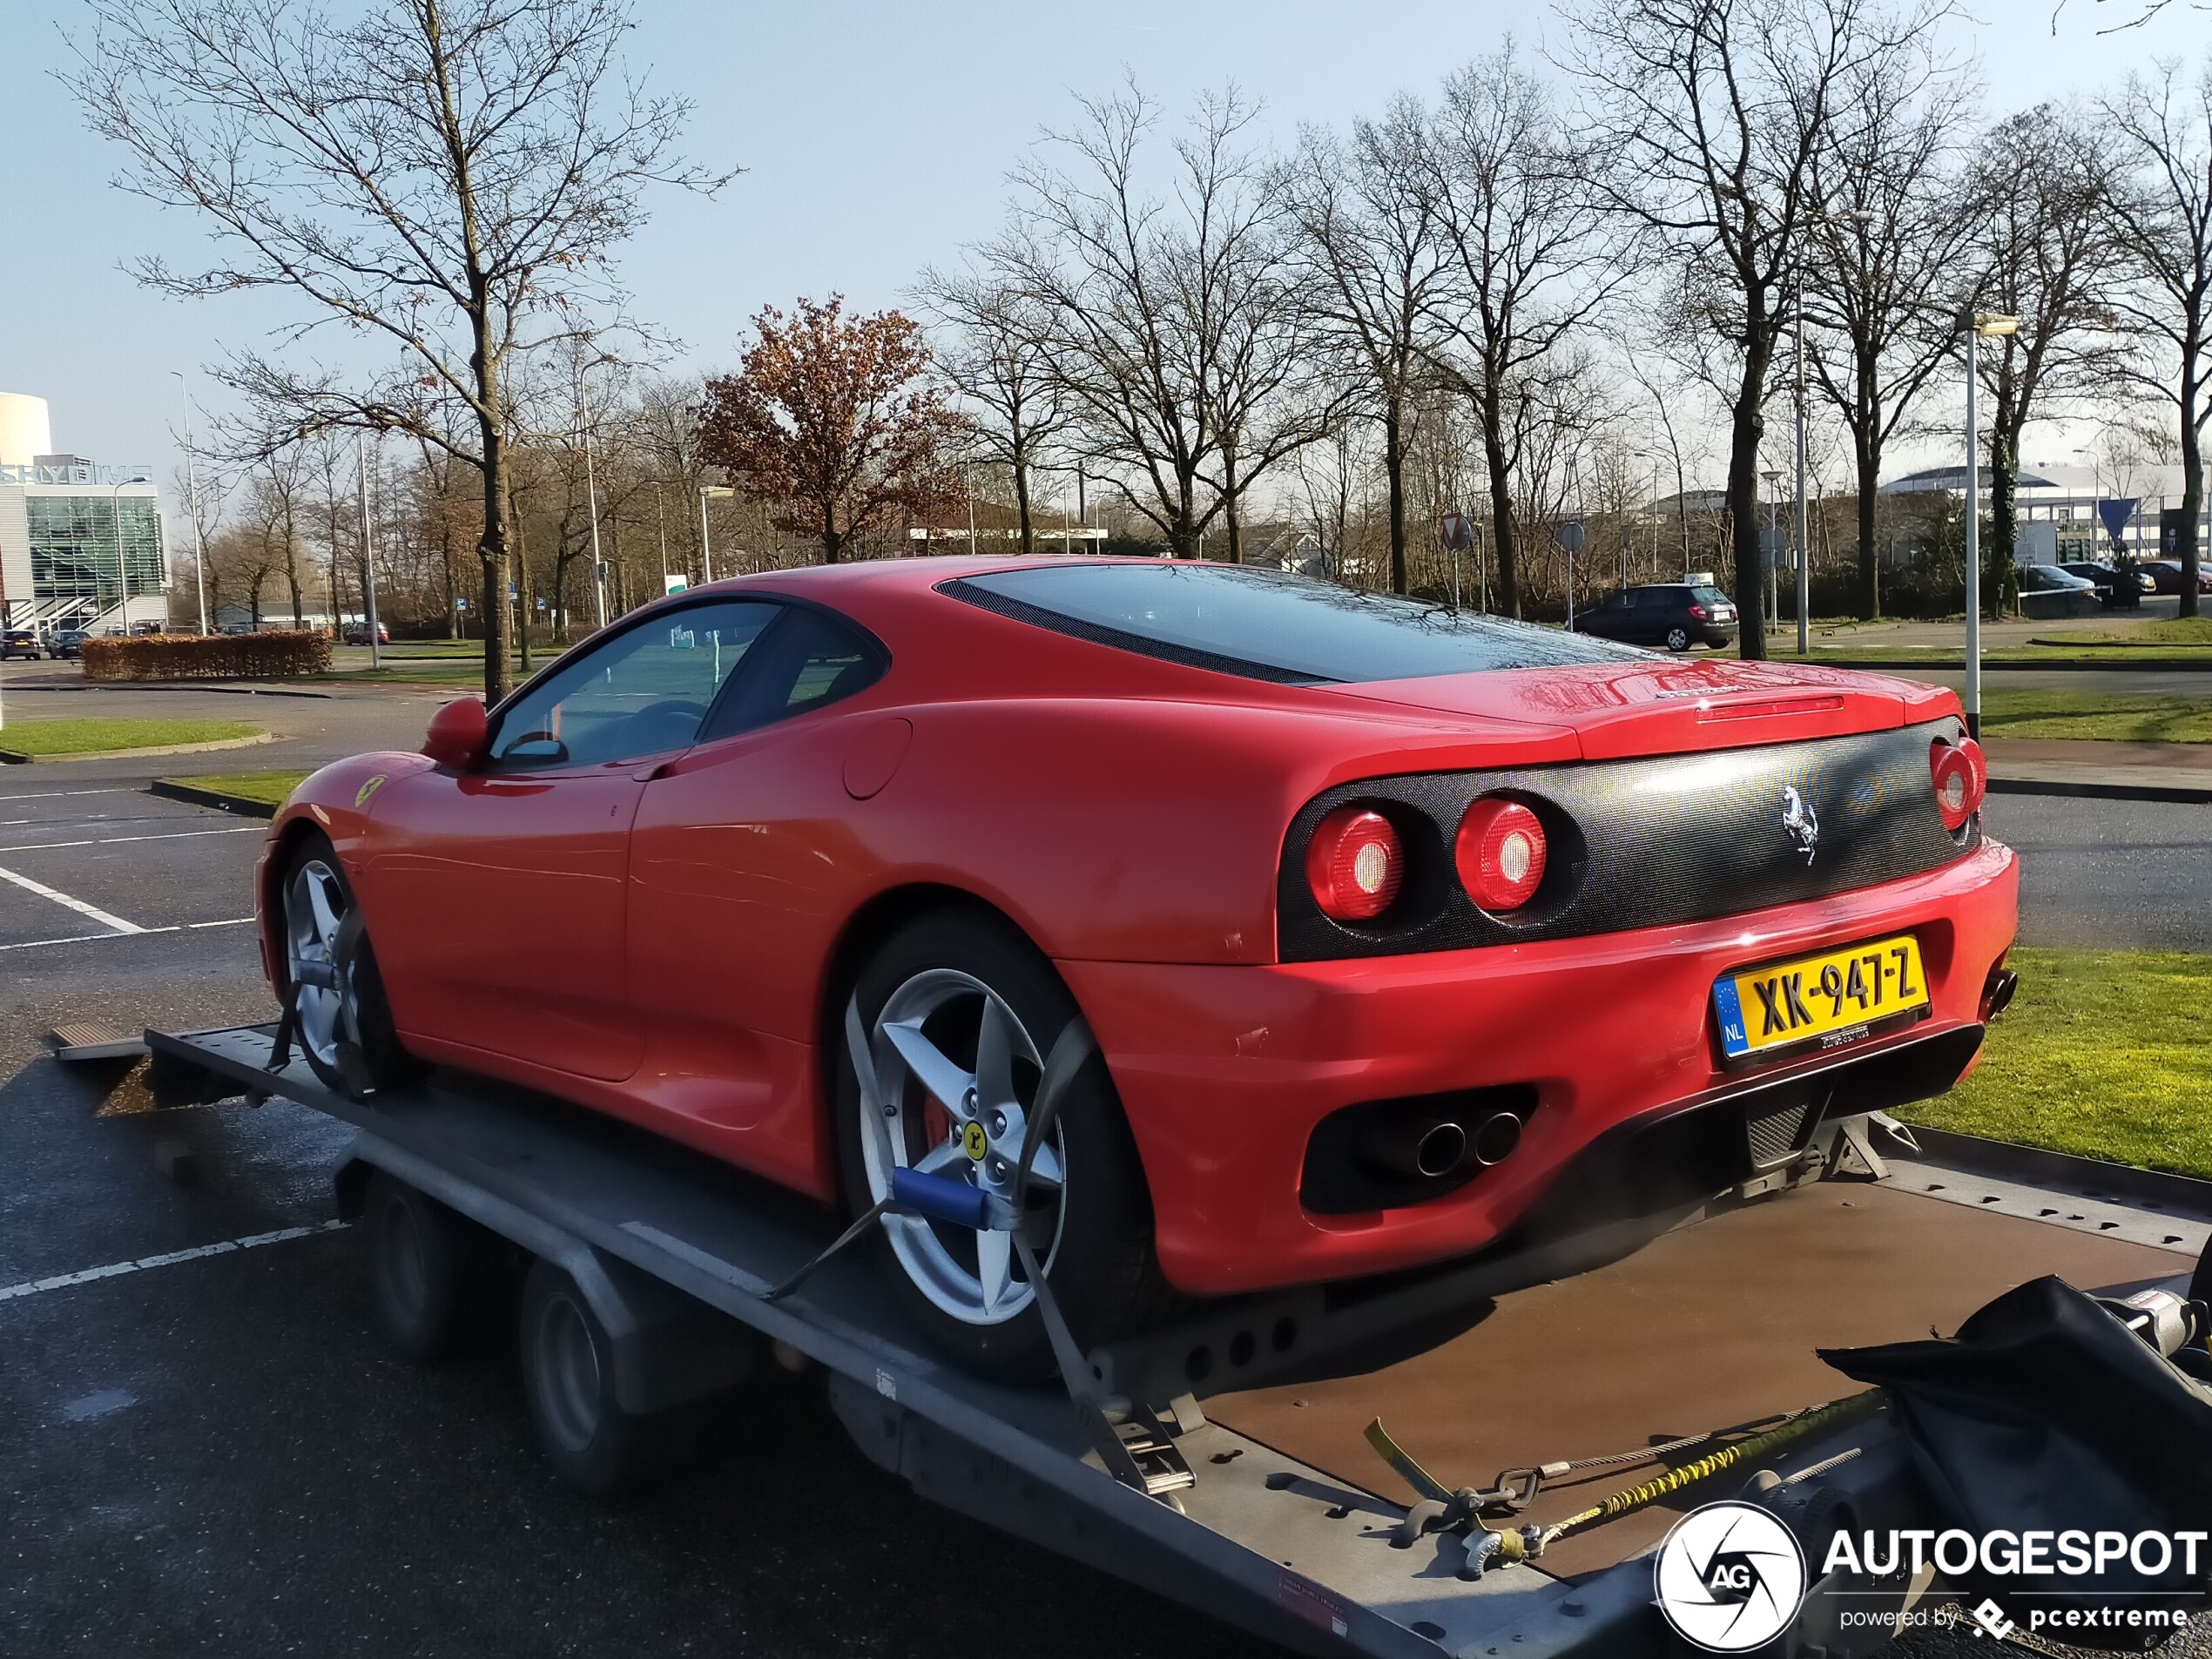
[1654,1501,1809,1652]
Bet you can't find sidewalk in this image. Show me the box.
[1983,737,2212,803]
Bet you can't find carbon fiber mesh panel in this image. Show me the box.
[1278,718,1977,961]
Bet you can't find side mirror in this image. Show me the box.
[422,698,489,769]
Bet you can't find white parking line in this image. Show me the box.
[0,916,253,953]
[0,787,127,804]
[0,825,261,854]
[0,1220,350,1305]
[0,862,143,933]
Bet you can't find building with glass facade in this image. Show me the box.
[0,393,167,634]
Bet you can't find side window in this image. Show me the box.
[1635,588,1678,610]
[489,601,778,768]
[704,604,887,740]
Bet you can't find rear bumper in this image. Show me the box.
[1063,836,2018,1295]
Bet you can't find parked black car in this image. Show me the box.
[1570,582,1740,652]
[2019,563,2101,618]
[45,629,90,659]
[0,628,40,660]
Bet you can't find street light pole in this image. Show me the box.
[173,372,210,635]
[111,474,142,633]
[698,484,734,583]
[1650,455,1661,580]
[1762,469,1783,627]
[357,438,381,670]
[1795,281,1811,656]
[577,366,607,631]
[655,483,669,591]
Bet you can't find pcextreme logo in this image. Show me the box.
[1654,1502,1809,1653]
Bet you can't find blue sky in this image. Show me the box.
[3,0,2208,499]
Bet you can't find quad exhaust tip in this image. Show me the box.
[1404,1109,1523,1180]
[1981,966,2019,1022]
[1414,1121,1467,1179]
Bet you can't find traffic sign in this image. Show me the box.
[1557,521,1585,554]
[1439,513,1473,552]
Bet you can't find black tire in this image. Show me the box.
[516,1258,678,1497]
[362,1169,512,1363]
[280,832,419,1099]
[833,908,1161,1379]
[1664,625,1691,652]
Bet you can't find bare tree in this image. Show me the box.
[1421,44,1620,618]
[1567,0,1941,657]
[71,0,725,700]
[1962,105,2121,610]
[917,255,1071,556]
[1291,421,1373,583]
[1283,98,1453,593]
[2101,60,2212,616]
[245,442,311,628]
[1623,353,1708,576]
[1802,43,1980,617]
[1009,82,1285,558]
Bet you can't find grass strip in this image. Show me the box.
[1896,946,2212,1180]
[163,769,309,807]
[0,718,261,757]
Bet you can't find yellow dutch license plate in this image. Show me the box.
[1713,934,1928,1061]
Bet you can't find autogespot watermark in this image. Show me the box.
[1655,1503,1808,1653]
[1819,1527,2209,1581]
[1656,1505,2207,1652]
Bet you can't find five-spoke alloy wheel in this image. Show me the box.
[855,967,1069,1327]
[835,911,1158,1377]
[280,832,415,1098]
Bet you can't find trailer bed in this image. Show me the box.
[139,1022,2206,1658]
[1208,1180,2193,1581]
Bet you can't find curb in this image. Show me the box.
[0,732,273,765]
[1803,656,2212,672]
[147,779,281,819]
[78,678,335,699]
[1988,774,2212,805]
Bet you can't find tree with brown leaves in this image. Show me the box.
[700,298,966,564]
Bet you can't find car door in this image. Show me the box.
[624,602,889,1191]
[363,598,778,1082]
[1582,591,1631,638]
[1614,587,1653,644]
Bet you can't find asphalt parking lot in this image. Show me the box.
[0,671,2204,1658]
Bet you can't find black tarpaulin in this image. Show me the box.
[1822,1275,2212,1647]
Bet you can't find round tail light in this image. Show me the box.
[1456,798,1547,912]
[1305,806,1404,921]
[1930,737,1986,831]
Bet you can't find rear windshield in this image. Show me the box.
[1692,585,1730,607]
[947,563,1640,684]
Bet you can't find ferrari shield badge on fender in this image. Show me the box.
[355,774,388,809]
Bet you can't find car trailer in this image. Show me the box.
[131,1022,2209,1659]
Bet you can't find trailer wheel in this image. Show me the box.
[362,1169,504,1363]
[516,1259,669,1496]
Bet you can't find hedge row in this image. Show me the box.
[82,631,332,681]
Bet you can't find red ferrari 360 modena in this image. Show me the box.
[256,558,2017,1373]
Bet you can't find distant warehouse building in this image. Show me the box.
[0,392,167,635]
